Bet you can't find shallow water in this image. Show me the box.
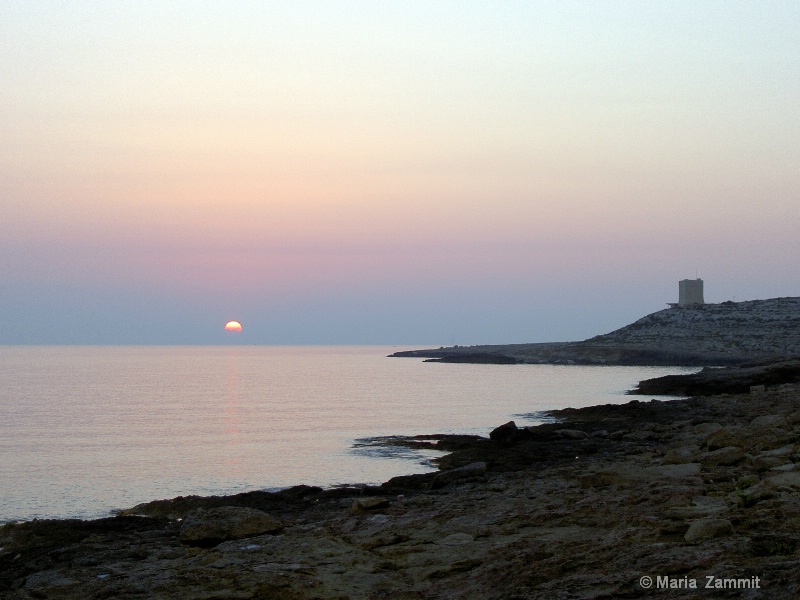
[0,345,693,522]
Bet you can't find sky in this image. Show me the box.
[1,1,799,345]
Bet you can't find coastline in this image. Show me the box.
[390,296,800,367]
[3,362,800,598]
[1,350,690,526]
[389,341,743,366]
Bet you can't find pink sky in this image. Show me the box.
[1,1,798,344]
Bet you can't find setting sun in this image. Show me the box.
[224,320,242,332]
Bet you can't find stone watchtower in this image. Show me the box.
[679,279,704,305]
[673,278,704,307]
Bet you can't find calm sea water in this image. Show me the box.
[0,346,693,523]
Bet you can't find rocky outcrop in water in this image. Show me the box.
[423,352,518,364]
[630,358,800,396]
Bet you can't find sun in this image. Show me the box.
[224,320,243,332]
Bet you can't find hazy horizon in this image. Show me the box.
[2,2,798,346]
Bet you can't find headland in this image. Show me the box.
[390,296,800,366]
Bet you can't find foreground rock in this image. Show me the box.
[179,506,283,546]
[4,384,800,597]
[630,357,800,396]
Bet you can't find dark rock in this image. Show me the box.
[179,506,282,546]
[424,353,518,364]
[750,534,800,557]
[351,497,390,513]
[631,358,800,396]
[0,516,174,556]
[118,485,325,519]
[557,429,589,440]
[432,462,487,488]
[490,421,518,442]
[379,472,437,491]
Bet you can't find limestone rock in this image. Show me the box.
[557,429,589,439]
[750,414,789,429]
[738,481,775,505]
[665,496,729,520]
[351,497,390,514]
[438,533,474,546]
[753,455,786,471]
[577,471,626,488]
[663,446,697,465]
[684,518,733,543]
[432,462,487,488]
[25,569,79,592]
[700,446,744,466]
[706,427,742,451]
[693,422,723,439]
[766,471,800,490]
[644,463,701,479]
[770,463,798,472]
[398,301,800,366]
[707,424,793,453]
[759,444,796,457]
[622,430,658,442]
[179,506,282,544]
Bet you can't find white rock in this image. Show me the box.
[684,518,732,543]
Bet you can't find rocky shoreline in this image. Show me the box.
[4,363,800,598]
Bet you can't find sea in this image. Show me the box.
[0,345,695,524]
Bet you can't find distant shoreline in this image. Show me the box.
[389,341,742,366]
[391,297,800,366]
